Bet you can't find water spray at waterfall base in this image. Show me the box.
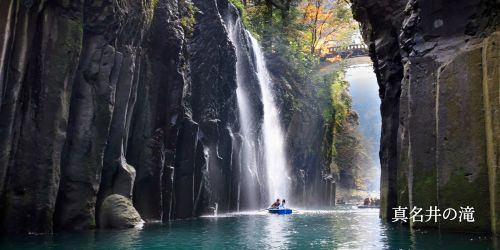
[226,12,291,208]
[248,35,291,204]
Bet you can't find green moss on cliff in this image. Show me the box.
[146,0,159,25]
[228,0,250,28]
[314,69,376,191]
[439,168,490,231]
[315,70,350,157]
[180,0,197,37]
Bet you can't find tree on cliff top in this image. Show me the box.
[232,0,374,192]
[301,0,357,55]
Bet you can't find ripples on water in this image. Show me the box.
[0,209,494,249]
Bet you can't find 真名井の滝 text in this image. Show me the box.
[392,206,475,223]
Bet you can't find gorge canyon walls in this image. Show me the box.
[0,0,498,235]
[0,0,244,233]
[0,0,334,234]
[352,0,499,232]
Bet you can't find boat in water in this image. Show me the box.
[357,205,380,209]
[268,208,293,214]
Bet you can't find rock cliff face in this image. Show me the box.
[0,0,265,234]
[352,0,499,232]
[1,0,497,235]
[267,56,336,208]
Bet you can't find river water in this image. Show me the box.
[1,209,493,249]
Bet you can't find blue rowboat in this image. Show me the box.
[268,208,293,214]
[357,205,380,209]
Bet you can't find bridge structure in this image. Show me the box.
[321,43,369,61]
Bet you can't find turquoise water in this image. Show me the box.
[0,209,494,249]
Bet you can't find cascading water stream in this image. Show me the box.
[226,11,290,207]
[247,35,290,203]
[226,16,260,210]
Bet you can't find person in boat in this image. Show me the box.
[364,197,370,206]
[337,198,345,205]
[279,199,286,209]
[270,199,281,209]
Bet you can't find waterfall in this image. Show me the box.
[226,16,260,210]
[247,35,290,203]
[226,9,290,208]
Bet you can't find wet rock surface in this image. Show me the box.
[0,0,296,233]
[0,0,497,235]
[269,62,335,208]
[352,0,499,231]
[0,0,252,234]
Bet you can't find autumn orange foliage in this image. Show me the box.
[300,0,358,56]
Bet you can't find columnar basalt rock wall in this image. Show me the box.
[351,0,407,221]
[0,0,263,234]
[352,0,499,232]
[0,0,85,234]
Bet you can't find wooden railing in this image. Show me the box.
[321,44,369,61]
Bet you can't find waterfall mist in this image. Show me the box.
[345,64,381,192]
[248,35,290,204]
[226,15,262,210]
[226,10,291,208]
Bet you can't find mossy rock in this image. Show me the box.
[99,194,143,229]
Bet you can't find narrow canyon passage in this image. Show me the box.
[0,0,498,249]
[345,63,381,192]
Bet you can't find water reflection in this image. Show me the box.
[263,213,293,248]
[379,221,493,249]
[334,210,385,249]
[0,209,494,249]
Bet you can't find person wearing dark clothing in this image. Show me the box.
[364,198,370,206]
[270,199,281,208]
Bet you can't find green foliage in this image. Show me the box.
[329,71,350,130]
[180,0,197,37]
[327,71,350,157]
[319,70,377,192]
[228,0,251,28]
[146,0,159,25]
[233,1,373,192]
[314,70,349,125]
[152,0,159,9]
[230,0,358,78]
[242,3,318,78]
